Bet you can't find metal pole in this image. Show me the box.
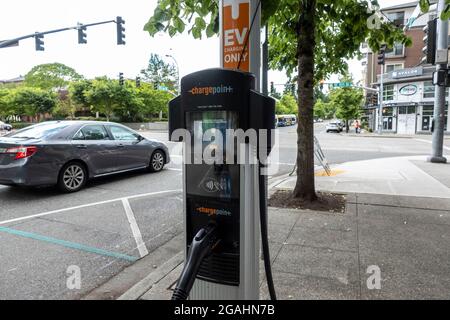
[0,19,116,49]
[378,72,384,134]
[429,0,448,163]
[262,23,268,95]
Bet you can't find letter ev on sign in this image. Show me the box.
[222,0,250,71]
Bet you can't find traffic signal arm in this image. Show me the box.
[0,18,120,50]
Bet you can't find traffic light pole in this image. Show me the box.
[0,18,121,50]
[429,0,448,163]
[378,72,384,135]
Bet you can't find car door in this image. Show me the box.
[72,124,119,175]
[107,125,149,170]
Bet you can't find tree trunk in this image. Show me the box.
[293,0,317,201]
[346,119,349,133]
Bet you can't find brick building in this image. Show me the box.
[361,1,449,135]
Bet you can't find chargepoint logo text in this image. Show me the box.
[189,85,234,96]
[170,128,279,175]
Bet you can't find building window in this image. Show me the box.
[386,11,405,27]
[383,84,395,101]
[385,42,404,56]
[386,64,403,73]
[422,106,434,116]
[398,106,416,114]
[423,81,449,98]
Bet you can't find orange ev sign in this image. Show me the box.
[222,0,250,71]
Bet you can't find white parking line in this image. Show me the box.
[414,138,450,151]
[122,198,148,258]
[0,189,182,226]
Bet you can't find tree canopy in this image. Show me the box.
[144,0,410,200]
[8,87,56,118]
[24,63,82,90]
[145,0,409,82]
[276,94,297,115]
[140,53,178,91]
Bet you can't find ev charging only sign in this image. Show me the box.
[222,0,250,71]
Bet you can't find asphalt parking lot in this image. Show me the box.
[0,129,186,299]
[0,166,184,299]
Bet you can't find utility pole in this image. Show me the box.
[378,73,384,134]
[377,44,386,134]
[429,0,448,163]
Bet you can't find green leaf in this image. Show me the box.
[419,0,430,13]
[441,4,450,20]
[195,17,206,30]
[174,17,186,33]
[168,25,178,37]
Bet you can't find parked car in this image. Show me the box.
[0,121,170,192]
[326,121,341,133]
[0,121,12,131]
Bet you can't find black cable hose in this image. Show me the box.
[259,164,277,300]
[171,225,218,300]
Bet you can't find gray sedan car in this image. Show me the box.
[0,121,170,192]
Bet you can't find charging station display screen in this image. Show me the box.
[187,110,238,160]
[185,111,239,200]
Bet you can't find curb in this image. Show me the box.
[118,252,184,300]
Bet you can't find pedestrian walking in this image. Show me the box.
[354,120,361,134]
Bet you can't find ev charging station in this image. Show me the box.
[168,0,276,300]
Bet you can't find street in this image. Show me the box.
[0,123,448,299]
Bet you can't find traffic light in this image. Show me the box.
[377,44,386,65]
[78,24,87,44]
[372,93,379,105]
[35,33,44,51]
[136,76,141,88]
[119,72,124,86]
[116,16,125,45]
[422,18,437,65]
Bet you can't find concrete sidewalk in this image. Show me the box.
[277,155,450,199]
[112,192,450,300]
[87,155,450,300]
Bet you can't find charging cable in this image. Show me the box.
[171,223,218,300]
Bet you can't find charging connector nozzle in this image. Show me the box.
[172,223,218,300]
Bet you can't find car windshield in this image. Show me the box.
[9,122,70,139]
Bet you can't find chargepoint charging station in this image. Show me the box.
[168,68,276,300]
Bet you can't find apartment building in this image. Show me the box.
[361,1,449,135]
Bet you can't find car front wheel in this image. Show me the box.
[58,162,87,193]
[149,150,165,172]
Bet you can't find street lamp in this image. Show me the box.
[165,54,180,94]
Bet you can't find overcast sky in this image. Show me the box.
[0,0,413,87]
